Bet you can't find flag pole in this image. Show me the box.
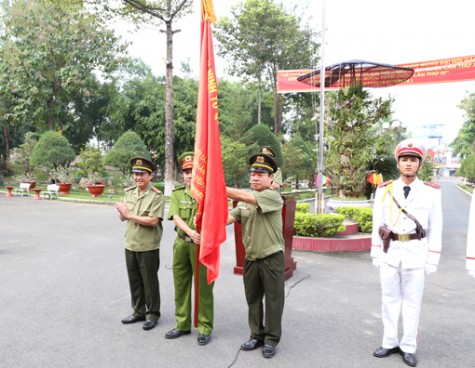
[191,0,227,329]
[194,242,200,328]
[316,0,326,214]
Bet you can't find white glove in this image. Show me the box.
[372,258,381,269]
[424,264,437,276]
[468,269,475,279]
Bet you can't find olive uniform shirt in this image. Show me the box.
[230,189,284,260]
[168,185,195,235]
[123,185,164,251]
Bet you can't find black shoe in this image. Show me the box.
[121,315,145,324]
[401,352,417,367]
[241,338,264,351]
[143,320,158,331]
[197,333,211,346]
[262,344,276,359]
[165,328,191,339]
[373,346,400,358]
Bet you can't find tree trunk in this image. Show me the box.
[273,92,282,135]
[257,82,262,125]
[3,126,9,168]
[164,18,175,196]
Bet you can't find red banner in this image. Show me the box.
[399,55,475,86]
[191,0,228,284]
[277,55,475,93]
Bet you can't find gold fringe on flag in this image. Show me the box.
[201,0,216,23]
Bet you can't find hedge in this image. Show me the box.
[294,212,345,238]
[335,206,373,233]
[296,202,311,213]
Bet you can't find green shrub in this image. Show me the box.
[335,206,373,233]
[294,213,345,238]
[296,202,311,213]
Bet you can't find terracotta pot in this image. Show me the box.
[57,182,72,195]
[22,181,36,189]
[86,184,106,197]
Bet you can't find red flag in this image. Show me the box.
[190,0,228,284]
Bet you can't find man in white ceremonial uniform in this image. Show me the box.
[371,139,442,367]
[466,194,475,279]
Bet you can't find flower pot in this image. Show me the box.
[57,182,72,195]
[22,180,36,189]
[86,184,106,197]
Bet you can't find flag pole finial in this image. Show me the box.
[201,0,216,23]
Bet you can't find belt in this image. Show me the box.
[178,235,192,242]
[390,233,425,242]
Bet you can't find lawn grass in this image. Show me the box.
[458,184,474,194]
[58,189,124,202]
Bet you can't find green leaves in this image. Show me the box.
[293,212,345,238]
[30,131,75,169]
[0,0,127,134]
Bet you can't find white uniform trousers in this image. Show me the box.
[380,262,425,354]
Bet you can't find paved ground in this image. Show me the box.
[1,179,474,368]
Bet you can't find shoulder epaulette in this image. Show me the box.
[172,185,186,192]
[151,186,162,195]
[424,181,441,189]
[378,180,393,188]
[125,185,136,191]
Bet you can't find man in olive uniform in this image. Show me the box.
[116,157,164,331]
[226,152,285,359]
[260,146,283,191]
[371,139,442,367]
[165,152,214,346]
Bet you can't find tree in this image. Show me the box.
[215,0,319,135]
[30,131,75,169]
[451,91,475,158]
[241,124,283,165]
[282,134,315,187]
[103,130,150,175]
[460,155,475,183]
[77,145,105,177]
[218,80,274,141]
[221,136,248,187]
[0,0,127,141]
[323,84,392,198]
[87,0,194,196]
[9,132,38,178]
[101,73,198,176]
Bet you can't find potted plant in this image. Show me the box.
[21,172,36,189]
[50,166,75,194]
[85,172,106,197]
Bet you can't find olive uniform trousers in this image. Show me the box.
[243,250,285,347]
[125,248,161,321]
[173,237,214,335]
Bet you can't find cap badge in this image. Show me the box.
[256,156,265,163]
[136,159,143,165]
[185,155,192,162]
[408,143,413,148]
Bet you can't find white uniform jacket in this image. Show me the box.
[371,178,442,268]
[466,194,475,270]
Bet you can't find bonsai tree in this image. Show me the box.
[49,165,75,184]
[30,131,75,169]
[103,131,150,175]
[77,145,106,186]
[10,132,39,181]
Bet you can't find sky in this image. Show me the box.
[115,0,475,145]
